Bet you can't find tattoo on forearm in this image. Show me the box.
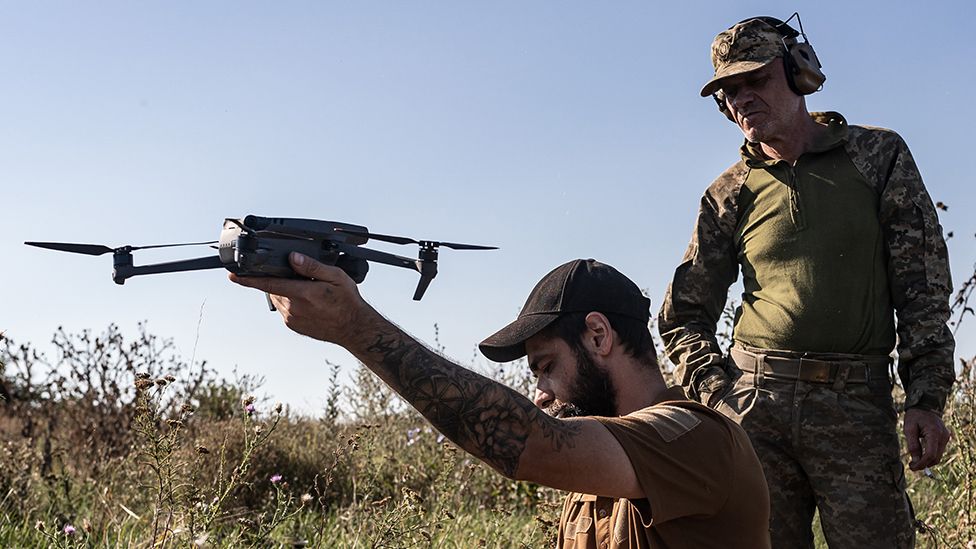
[364,329,580,477]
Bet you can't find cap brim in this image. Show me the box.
[699,58,777,97]
[478,313,560,363]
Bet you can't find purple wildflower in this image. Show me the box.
[406,427,422,446]
[63,524,76,535]
[245,403,256,415]
[270,474,283,484]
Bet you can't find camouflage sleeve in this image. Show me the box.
[658,164,745,402]
[848,127,956,414]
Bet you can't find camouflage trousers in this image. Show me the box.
[715,361,915,549]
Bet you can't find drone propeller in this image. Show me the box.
[334,229,497,251]
[25,242,114,256]
[25,240,219,256]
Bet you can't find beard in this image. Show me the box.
[543,342,617,418]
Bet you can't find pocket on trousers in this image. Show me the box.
[842,379,897,423]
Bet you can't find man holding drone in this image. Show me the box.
[658,15,954,548]
[233,256,771,547]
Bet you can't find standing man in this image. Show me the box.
[233,256,770,547]
[658,15,955,548]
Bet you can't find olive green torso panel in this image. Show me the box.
[733,141,895,355]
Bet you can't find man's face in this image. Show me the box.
[525,334,617,418]
[719,60,802,144]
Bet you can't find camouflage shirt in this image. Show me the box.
[658,112,955,413]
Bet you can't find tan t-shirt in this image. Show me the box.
[556,388,769,548]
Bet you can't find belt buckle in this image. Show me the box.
[800,357,831,383]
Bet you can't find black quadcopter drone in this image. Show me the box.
[25,215,496,301]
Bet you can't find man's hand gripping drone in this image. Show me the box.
[26,215,497,302]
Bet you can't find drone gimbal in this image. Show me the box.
[26,215,496,301]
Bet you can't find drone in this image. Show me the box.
[25,215,497,301]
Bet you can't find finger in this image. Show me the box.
[917,427,941,469]
[269,293,289,313]
[933,425,951,466]
[904,420,922,469]
[229,272,312,298]
[289,253,348,284]
[229,272,271,291]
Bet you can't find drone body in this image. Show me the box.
[26,215,496,301]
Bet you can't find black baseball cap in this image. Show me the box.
[479,259,650,363]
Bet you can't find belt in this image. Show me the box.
[730,347,890,384]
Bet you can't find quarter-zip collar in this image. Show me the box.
[737,111,850,230]
[740,111,849,168]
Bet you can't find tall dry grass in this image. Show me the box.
[0,324,559,547]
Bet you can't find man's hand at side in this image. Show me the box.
[699,371,735,408]
[904,407,951,471]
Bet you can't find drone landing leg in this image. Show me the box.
[412,261,438,301]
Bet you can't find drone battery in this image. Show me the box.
[220,218,349,278]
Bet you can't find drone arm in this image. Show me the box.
[334,243,420,273]
[113,255,225,284]
[333,243,436,300]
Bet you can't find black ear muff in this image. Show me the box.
[767,13,825,95]
[786,41,825,95]
[730,14,826,97]
[713,91,736,122]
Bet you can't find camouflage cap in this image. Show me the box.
[700,18,786,97]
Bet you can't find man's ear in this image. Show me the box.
[582,312,614,357]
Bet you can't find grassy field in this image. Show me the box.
[0,326,563,547]
[1,262,974,547]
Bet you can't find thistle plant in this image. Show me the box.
[132,372,196,545]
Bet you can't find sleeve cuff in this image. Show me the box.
[687,367,731,403]
[904,391,946,416]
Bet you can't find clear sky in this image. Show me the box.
[3,1,974,413]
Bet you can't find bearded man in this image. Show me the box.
[234,255,770,548]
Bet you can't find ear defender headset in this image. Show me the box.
[713,12,826,121]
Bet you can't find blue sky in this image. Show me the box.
[3,2,974,412]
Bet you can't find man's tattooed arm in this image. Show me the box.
[352,320,581,478]
[230,255,645,497]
